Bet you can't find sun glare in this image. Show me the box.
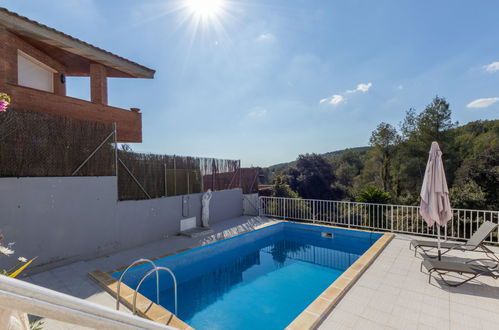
[186,0,225,18]
[169,0,233,46]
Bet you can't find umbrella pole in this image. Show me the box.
[437,225,441,260]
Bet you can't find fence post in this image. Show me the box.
[312,201,316,224]
[445,219,447,241]
[212,159,215,191]
[239,160,242,191]
[258,197,261,217]
[113,123,118,177]
[173,156,177,196]
[390,205,394,232]
[283,199,286,220]
[164,163,167,197]
[348,202,351,228]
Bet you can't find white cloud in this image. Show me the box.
[356,82,372,92]
[483,62,499,72]
[346,82,373,94]
[396,84,404,90]
[466,97,499,109]
[320,82,371,106]
[256,33,275,42]
[247,107,268,118]
[319,94,344,105]
[330,94,344,105]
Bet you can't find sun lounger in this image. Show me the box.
[421,258,499,286]
[410,221,499,261]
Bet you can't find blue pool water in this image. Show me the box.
[112,223,381,329]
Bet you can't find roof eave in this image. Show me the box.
[0,8,155,79]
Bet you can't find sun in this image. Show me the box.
[185,0,225,18]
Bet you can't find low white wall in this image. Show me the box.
[0,177,243,273]
[243,193,259,216]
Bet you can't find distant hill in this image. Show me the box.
[266,146,370,173]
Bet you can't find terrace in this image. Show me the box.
[0,4,496,330]
[12,197,498,329]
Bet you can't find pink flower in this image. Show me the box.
[0,100,8,112]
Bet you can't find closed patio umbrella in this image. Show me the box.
[419,141,452,260]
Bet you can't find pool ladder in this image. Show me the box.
[116,258,178,316]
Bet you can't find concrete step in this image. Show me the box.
[179,227,214,238]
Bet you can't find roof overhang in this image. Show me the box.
[0,7,155,79]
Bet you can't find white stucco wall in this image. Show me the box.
[0,177,243,273]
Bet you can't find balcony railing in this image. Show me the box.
[258,197,499,244]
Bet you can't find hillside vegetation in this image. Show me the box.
[265,96,499,210]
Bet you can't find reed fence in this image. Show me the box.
[0,109,248,200]
[117,151,241,200]
[0,108,114,176]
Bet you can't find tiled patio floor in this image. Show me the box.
[319,234,499,330]
[23,218,499,330]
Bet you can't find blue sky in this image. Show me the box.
[4,0,499,166]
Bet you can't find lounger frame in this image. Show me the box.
[421,259,499,287]
[411,242,499,262]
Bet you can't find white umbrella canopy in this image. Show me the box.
[419,141,452,260]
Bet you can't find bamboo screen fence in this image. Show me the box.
[0,109,256,201]
[0,108,114,176]
[117,150,241,200]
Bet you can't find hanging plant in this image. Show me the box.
[0,93,11,112]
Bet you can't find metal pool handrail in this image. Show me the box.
[116,258,159,311]
[133,266,178,316]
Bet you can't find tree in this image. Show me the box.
[449,179,486,210]
[451,145,499,210]
[331,150,364,199]
[284,153,343,200]
[271,175,299,198]
[397,96,458,199]
[417,96,456,144]
[369,122,400,191]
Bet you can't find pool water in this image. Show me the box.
[112,223,381,329]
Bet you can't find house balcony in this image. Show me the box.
[7,83,142,142]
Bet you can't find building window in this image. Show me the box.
[17,50,56,93]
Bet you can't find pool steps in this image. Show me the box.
[116,259,178,316]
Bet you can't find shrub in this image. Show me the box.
[356,186,391,204]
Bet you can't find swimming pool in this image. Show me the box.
[112,222,382,329]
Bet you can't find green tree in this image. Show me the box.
[331,150,364,199]
[356,186,391,204]
[271,175,299,198]
[369,122,400,191]
[451,145,499,210]
[397,96,458,200]
[450,179,487,210]
[285,154,344,200]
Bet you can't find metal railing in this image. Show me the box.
[117,259,178,316]
[258,197,499,244]
[133,267,178,316]
[0,275,176,330]
[117,259,159,310]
